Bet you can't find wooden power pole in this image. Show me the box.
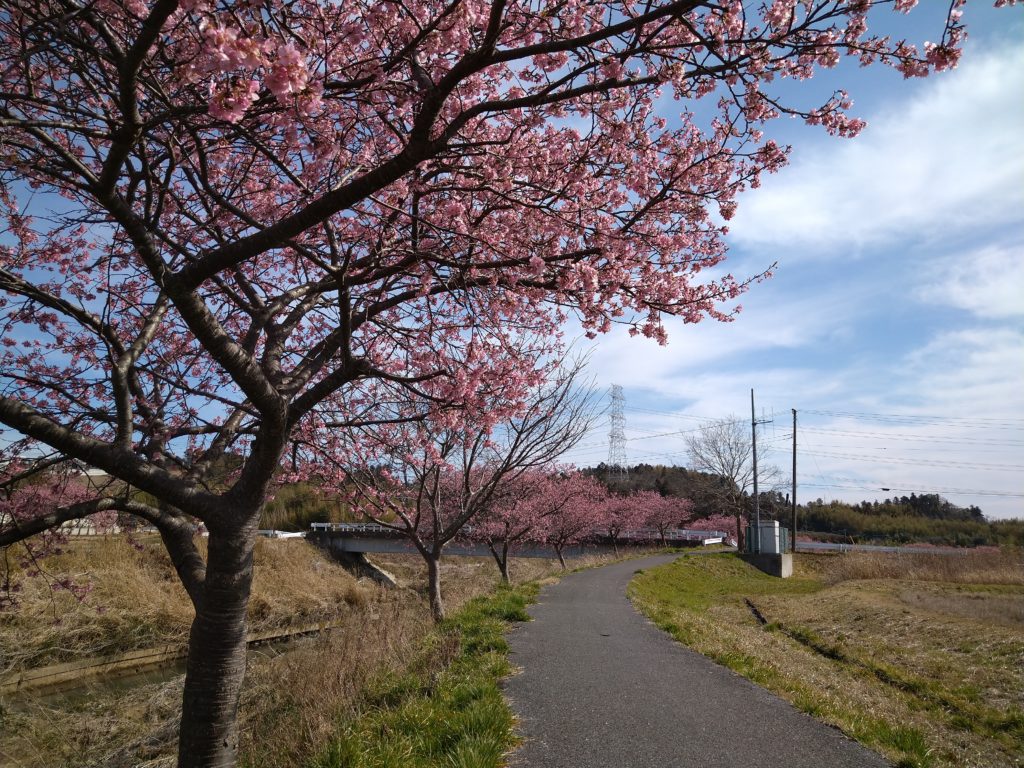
[791,409,797,553]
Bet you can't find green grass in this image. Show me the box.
[309,584,539,768]
[634,552,822,612]
[628,553,1004,768]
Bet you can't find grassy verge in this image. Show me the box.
[628,552,1024,768]
[307,583,539,768]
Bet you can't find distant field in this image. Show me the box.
[629,551,1024,768]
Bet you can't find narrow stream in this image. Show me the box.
[3,626,329,713]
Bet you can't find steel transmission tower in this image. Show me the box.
[607,385,628,477]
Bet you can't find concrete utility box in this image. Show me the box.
[742,521,793,578]
[756,520,783,554]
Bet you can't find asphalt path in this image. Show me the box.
[503,554,890,768]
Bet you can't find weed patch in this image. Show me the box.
[309,583,539,768]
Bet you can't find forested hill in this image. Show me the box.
[798,497,1024,547]
[583,463,734,519]
[832,493,984,522]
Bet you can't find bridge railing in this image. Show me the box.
[310,522,729,543]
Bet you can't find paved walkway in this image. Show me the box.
[503,554,890,767]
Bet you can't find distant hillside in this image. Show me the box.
[583,464,1023,547]
[583,463,737,520]
[799,496,1023,547]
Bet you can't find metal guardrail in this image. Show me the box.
[309,523,401,535]
[310,523,729,542]
[257,530,306,539]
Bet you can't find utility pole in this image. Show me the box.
[749,389,772,553]
[791,409,797,554]
[751,389,759,553]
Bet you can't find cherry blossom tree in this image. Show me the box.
[338,359,597,618]
[541,473,610,569]
[599,492,648,555]
[0,1,1000,764]
[477,466,606,582]
[643,491,695,545]
[0,450,121,607]
[688,513,739,544]
[476,470,549,584]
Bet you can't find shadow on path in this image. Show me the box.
[504,554,890,768]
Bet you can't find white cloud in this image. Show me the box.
[572,276,869,397]
[915,242,1024,319]
[568,321,1024,519]
[899,327,1024,413]
[770,328,1024,519]
[729,42,1024,254]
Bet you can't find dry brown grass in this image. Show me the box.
[0,536,371,675]
[759,578,1024,767]
[247,538,370,628]
[896,585,1024,628]
[0,545,586,768]
[799,548,1024,586]
[1,537,194,674]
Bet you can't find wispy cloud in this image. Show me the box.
[915,241,1024,319]
[729,43,1024,255]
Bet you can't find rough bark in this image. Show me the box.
[426,553,445,622]
[498,548,511,585]
[176,526,257,768]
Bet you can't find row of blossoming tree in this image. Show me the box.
[0,0,1010,764]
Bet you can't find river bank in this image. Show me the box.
[0,535,577,767]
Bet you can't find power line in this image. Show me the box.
[798,426,1024,447]
[803,449,1024,472]
[799,442,1020,455]
[800,482,1024,499]
[624,406,745,425]
[801,409,1024,430]
[569,427,700,453]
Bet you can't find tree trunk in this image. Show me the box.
[735,509,744,550]
[498,541,511,584]
[486,540,510,584]
[177,525,257,768]
[555,545,567,570]
[426,553,445,622]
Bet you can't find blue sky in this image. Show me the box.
[562,6,1024,520]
